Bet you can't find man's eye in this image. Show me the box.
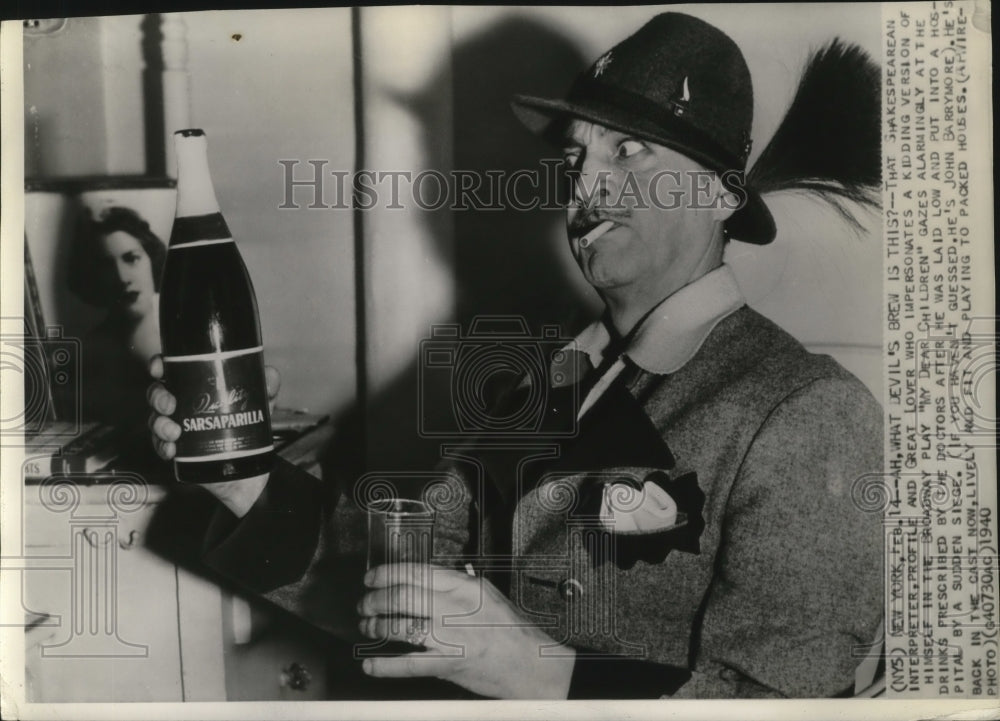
[616,140,645,158]
[562,151,581,168]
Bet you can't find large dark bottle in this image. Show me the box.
[159,129,273,484]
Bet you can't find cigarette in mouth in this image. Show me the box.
[579,220,615,249]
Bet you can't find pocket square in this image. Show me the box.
[576,469,705,570]
[599,480,679,533]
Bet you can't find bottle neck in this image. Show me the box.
[174,133,222,218]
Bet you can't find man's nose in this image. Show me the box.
[572,153,617,209]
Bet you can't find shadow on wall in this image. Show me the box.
[323,17,593,490]
[447,17,595,332]
[392,15,597,331]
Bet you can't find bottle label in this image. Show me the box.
[164,348,273,461]
[169,213,233,248]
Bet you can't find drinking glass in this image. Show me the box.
[366,498,435,570]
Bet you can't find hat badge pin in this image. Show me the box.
[670,76,691,116]
[593,51,613,77]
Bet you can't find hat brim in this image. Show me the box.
[511,93,775,245]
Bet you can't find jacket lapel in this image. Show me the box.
[547,376,676,476]
[474,373,677,509]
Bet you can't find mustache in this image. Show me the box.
[568,209,630,236]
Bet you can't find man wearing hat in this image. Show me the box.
[148,12,883,699]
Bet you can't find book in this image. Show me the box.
[271,407,329,436]
[23,422,121,480]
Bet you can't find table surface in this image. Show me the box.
[22,418,478,700]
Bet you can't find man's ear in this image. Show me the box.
[709,174,739,223]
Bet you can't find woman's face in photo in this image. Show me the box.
[98,231,156,319]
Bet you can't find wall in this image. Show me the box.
[23,17,108,177]
[182,9,356,416]
[23,10,358,420]
[354,7,456,472]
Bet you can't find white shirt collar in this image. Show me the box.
[567,264,745,378]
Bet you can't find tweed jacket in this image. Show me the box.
[189,270,883,700]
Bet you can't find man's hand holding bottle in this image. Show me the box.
[147,356,281,518]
